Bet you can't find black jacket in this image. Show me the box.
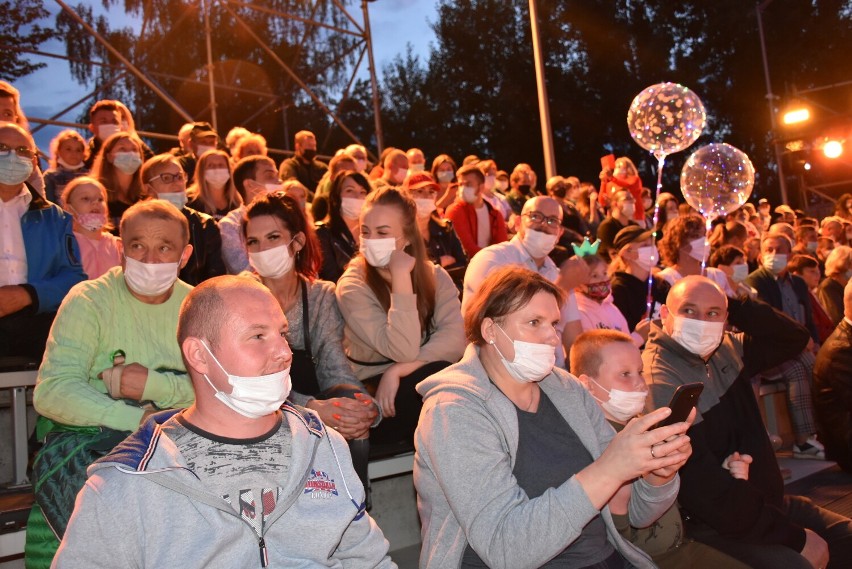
[813,319,852,472]
[610,272,670,332]
[746,267,818,342]
[425,215,467,289]
[315,221,357,283]
[179,207,226,286]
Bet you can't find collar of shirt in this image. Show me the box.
[0,185,33,217]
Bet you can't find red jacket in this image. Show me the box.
[445,199,508,258]
[599,175,644,221]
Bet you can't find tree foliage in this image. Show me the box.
[377,0,852,204]
[0,0,57,80]
[55,0,365,152]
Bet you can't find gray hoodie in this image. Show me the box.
[52,405,396,568]
[413,344,677,569]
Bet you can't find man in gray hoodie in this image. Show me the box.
[52,276,395,569]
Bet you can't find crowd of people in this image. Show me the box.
[3,77,852,568]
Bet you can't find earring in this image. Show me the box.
[489,339,495,345]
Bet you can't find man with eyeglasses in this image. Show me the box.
[0,123,85,361]
[462,196,586,367]
[141,153,225,286]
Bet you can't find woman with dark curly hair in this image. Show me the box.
[657,214,734,296]
[835,192,852,222]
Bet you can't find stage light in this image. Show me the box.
[823,140,843,159]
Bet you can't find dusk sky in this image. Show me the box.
[17,0,439,151]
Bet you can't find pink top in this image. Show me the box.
[575,291,644,347]
[74,231,121,280]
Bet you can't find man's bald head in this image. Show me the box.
[521,195,562,219]
[663,275,728,334]
[0,123,34,149]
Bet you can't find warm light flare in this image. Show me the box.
[823,140,843,159]
[782,108,810,125]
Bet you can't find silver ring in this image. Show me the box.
[650,445,657,459]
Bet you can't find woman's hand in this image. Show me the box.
[388,248,416,275]
[376,366,402,417]
[307,393,378,439]
[576,407,693,508]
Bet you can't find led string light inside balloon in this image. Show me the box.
[627,82,706,317]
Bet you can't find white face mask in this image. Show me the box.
[264,182,283,194]
[670,315,725,359]
[355,158,367,173]
[806,241,818,253]
[157,192,187,210]
[731,263,749,283]
[687,236,710,263]
[522,228,558,258]
[111,152,143,175]
[97,123,121,141]
[408,163,425,174]
[204,168,230,186]
[491,324,555,383]
[415,198,436,219]
[340,197,365,219]
[196,144,215,157]
[123,256,181,297]
[361,237,398,268]
[57,157,84,170]
[249,242,294,279]
[0,153,34,185]
[621,202,636,217]
[635,245,658,270]
[394,167,408,183]
[462,185,478,203]
[201,341,291,419]
[590,378,648,422]
[496,180,509,192]
[436,170,454,183]
[763,252,788,276]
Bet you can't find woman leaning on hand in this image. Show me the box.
[413,266,693,569]
[336,187,465,452]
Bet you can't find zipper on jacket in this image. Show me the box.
[258,536,268,567]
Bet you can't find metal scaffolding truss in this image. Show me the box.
[23,0,384,156]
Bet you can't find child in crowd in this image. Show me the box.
[570,329,751,569]
[61,176,120,279]
[44,129,89,204]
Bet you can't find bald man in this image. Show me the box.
[279,130,327,193]
[462,196,586,365]
[54,276,394,568]
[643,275,852,569]
[813,279,852,473]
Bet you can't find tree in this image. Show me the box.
[55,0,367,153]
[0,0,57,80]
[380,0,852,205]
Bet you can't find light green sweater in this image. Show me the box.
[34,267,194,432]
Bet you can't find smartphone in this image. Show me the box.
[657,382,704,428]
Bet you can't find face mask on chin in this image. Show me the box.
[201,341,291,419]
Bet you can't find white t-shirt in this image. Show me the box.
[657,266,735,297]
[475,204,490,248]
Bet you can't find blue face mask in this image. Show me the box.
[0,152,34,186]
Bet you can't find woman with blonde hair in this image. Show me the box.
[336,187,465,450]
[44,129,89,204]
[186,149,242,220]
[91,132,145,227]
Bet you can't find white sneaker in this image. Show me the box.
[793,436,826,460]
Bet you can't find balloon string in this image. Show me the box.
[701,217,713,277]
[646,154,666,319]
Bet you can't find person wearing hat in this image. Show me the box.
[774,204,796,226]
[757,198,772,231]
[178,121,219,182]
[403,172,468,287]
[445,163,509,259]
[609,225,670,343]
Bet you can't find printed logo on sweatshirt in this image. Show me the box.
[304,469,339,499]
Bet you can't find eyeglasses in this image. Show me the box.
[148,171,187,184]
[0,143,35,159]
[523,211,561,228]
